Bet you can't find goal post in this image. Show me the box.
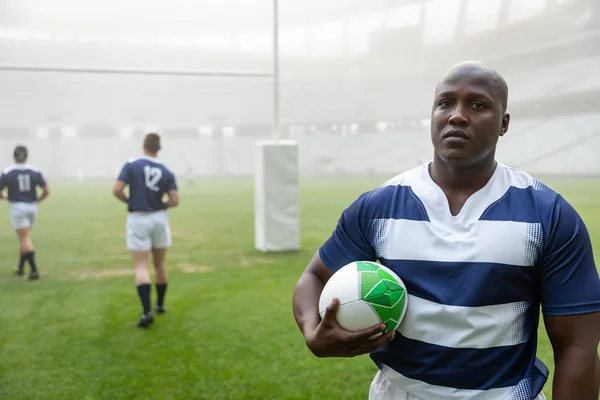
[254,140,300,252]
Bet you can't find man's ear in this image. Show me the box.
[500,113,510,137]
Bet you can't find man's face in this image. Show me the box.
[430,69,509,166]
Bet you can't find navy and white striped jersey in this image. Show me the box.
[0,164,47,203]
[117,156,177,213]
[319,161,600,400]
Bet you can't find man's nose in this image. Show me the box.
[448,105,468,126]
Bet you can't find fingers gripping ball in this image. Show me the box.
[319,261,408,334]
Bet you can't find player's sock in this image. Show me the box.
[136,284,152,314]
[16,255,25,275]
[156,283,167,307]
[25,252,38,273]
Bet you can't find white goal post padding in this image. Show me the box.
[254,140,300,252]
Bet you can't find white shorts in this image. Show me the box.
[369,370,547,400]
[10,202,38,230]
[126,211,172,251]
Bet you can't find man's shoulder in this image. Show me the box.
[480,163,571,228]
[126,156,146,166]
[2,164,40,176]
[364,163,427,200]
[127,157,174,174]
[26,165,42,175]
[379,163,426,190]
[356,163,428,210]
[1,164,15,175]
[498,164,561,205]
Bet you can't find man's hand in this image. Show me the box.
[305,297,395,358]
[0,192,4,199]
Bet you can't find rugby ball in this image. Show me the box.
[319,261,408,334]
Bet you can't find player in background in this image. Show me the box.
[292,61,600,399]
[112,133,179,328]
[0,145,50,280]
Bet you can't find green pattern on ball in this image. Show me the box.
[356,261,406,333]
[356,261,379,272]
[359,271,381,299]
[368,280,389,297]
[371,304,392,322]
[376,268,395,282]
[384,318,399,332]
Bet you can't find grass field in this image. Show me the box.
[0,175,599,400]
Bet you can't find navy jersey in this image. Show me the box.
[320,162,600,400]
[0,164,47,203]
[117,156,177,212]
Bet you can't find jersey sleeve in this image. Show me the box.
[117,163,130,184]
[319,191,377,273]
[540,195,600,316]
[0,172,5,191]
[36,171,47,188]
[168,171,178,191]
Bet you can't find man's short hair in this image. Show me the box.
[143,133,161,153]
[13,145,28,162]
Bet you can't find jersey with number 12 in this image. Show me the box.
[117,156,177,212]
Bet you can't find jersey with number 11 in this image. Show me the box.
[117,156,177,212]
[0,164,47,203]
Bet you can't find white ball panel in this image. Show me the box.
[336,300,381,332]
[318,264,359,315]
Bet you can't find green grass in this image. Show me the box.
[0,175,598,400]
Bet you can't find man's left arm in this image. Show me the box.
[540,195,600,400]
[544,313,600,400]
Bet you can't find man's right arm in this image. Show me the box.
[292,251,334,338]
[293,191,395,358]
[292,251,393,358]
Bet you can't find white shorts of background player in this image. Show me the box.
[10,202,38,230]
[126,210,172,251]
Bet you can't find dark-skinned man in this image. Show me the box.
[293,60,600,400]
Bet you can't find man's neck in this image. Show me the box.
[143,152,157,158]
[429,154,497,193]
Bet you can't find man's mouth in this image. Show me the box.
[443,129,469,140]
